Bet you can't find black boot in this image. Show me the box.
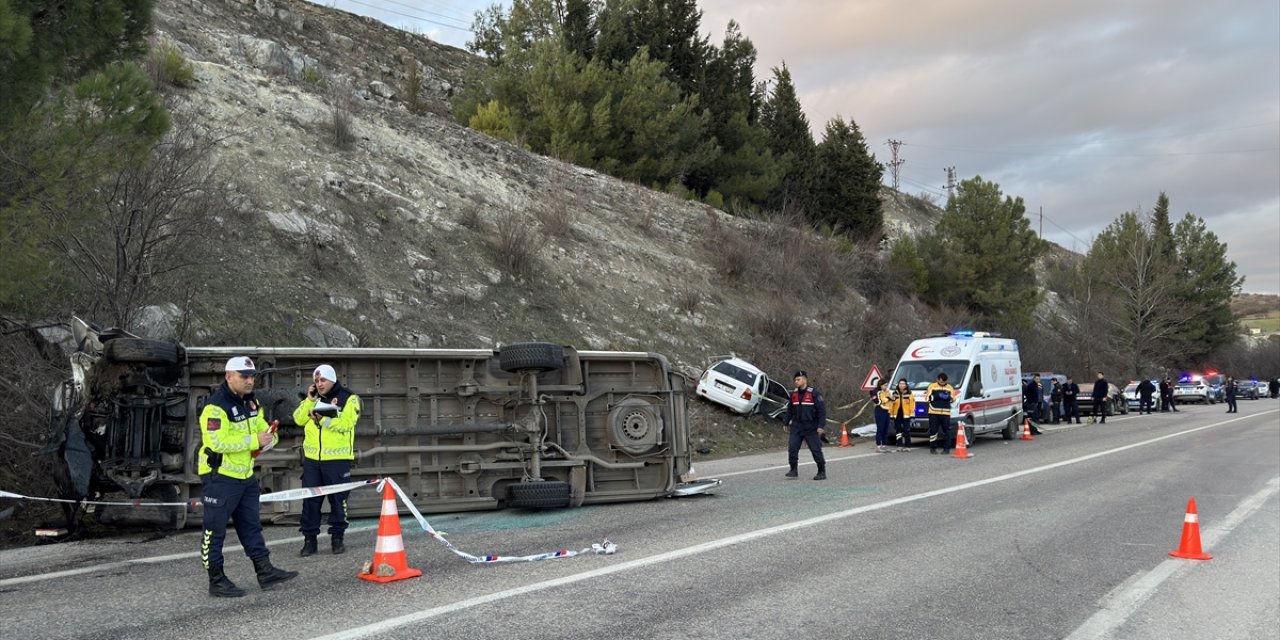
[208,566,245,598]
[252,555,299,589]
[784,467,798,478]
[813,469,826,481]
[331,533,345,555]
[299,535,318,557]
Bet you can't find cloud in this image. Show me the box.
[699,0,1280,293]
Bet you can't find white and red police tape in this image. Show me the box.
[376,477,617,563]
[0,478,617,563]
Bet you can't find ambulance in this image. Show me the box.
[888,331,1024,445]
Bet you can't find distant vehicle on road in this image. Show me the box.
[1174,380,1214,404]
[1238,380,1263,400]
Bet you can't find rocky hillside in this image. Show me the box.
[18,0,989,465]
[138,0,937,366]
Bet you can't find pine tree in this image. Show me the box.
[921,176,1044,329]
[759,63,813,212]
[807,116,883,239]
[1168,213,1242,364]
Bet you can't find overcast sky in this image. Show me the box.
[324,0,1280,295]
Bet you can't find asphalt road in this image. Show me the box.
[2,400,1277,640]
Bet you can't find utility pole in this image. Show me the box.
[944,166,957,200]
[1039,206,1043,239]
[886,139,905,191]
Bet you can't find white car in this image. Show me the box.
[694,357,787,418]
[1174,381,1213,404]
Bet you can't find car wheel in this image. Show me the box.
[104,338,179,365]
[1002,417,1016,440]
[498,342,565,373]
[964,423,975,447]
[507,481,572,509]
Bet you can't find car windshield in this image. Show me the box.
[893,360,968,391]
[711,361,759,387]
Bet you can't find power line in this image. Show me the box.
[904,141,1278,159]
[364,0,476,27]
[330,0,474,32]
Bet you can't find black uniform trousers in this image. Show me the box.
[201,474,269,569]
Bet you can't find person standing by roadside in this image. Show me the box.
[1158,378,1171,412]
[1091,372,1110,424]
[1269,377,1279,399]
[783,371,827,480]
[199,356,298,597]
[1137,378,1156,414]
[1224,376,1238,413]
[1049,379,1064,424]
[925,372,957,454]
[1023,374,1043,423]
[1141,376,1162,417]
[293,364,361,557]
[1022,374,1044,434]
[1062,376,1082,424]
[890,378,915,452]
[1162,377,1180,412]
[872,378,893,453]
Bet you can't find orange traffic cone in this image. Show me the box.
[1168,497,1212,560]
[838,424,852,448]
[1020,418,1034,441]
[952,421,973,459]
[358,482,424,583]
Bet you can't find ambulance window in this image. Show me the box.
[967,365,983,398]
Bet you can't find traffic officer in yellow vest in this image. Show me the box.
[293,364,361,556]
[925,372,957,455]
[199,356,298,597]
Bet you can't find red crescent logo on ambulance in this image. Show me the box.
[911,346,932,358]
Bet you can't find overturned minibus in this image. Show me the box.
[48,319,717,528]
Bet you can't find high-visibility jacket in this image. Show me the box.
[875,389,894,412]
[925,382,957,416]
[889,389,916,418]
[294,383,360,461]
[199,383,275,479]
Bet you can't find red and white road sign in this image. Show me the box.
[860,365,883,391]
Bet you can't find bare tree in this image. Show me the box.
[43,114,232,329]
[1085,211,1196,377]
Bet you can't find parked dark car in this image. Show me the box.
[1077,382,1129,416]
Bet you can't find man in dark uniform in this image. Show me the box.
[1022,374,1044,435]
[1062,376,1082,424]
[1137,378,1157,414]
[782,371,827,481]
[1091,372,1110,424]
[199,356,298,597]
[1224,376,1238,413]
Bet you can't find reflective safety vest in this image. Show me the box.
[925,382,956,416]
[199,383,275,479]
[294,384,360,461]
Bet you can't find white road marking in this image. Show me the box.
[1063,476,1280,640]
[310,411,1276,640]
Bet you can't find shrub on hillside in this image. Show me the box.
[147,41,194,88]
